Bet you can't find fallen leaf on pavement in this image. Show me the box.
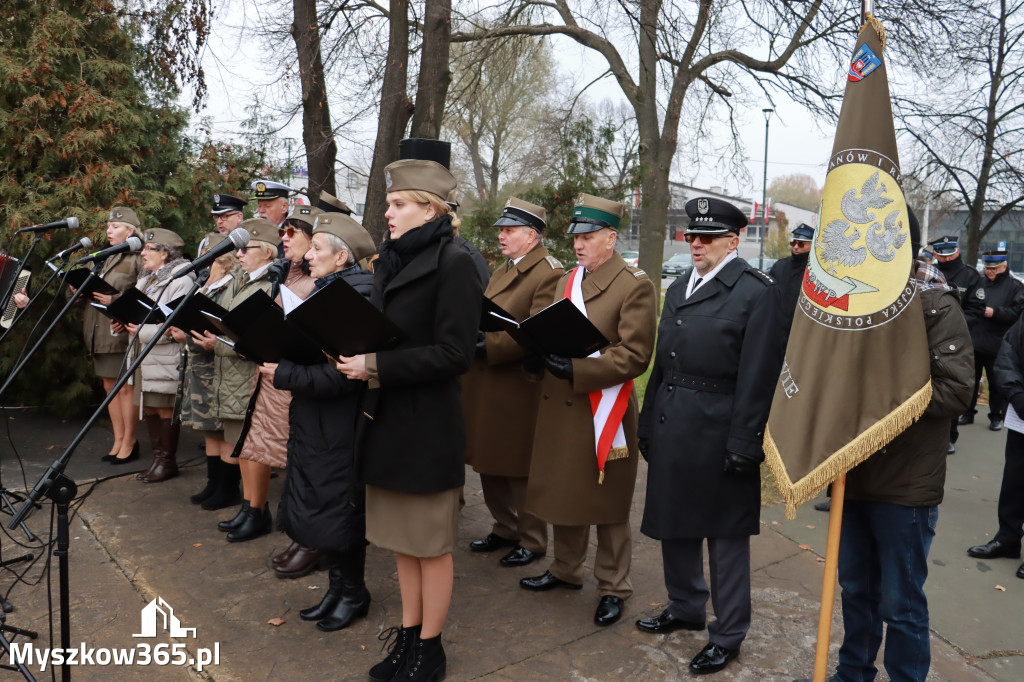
[267,617,286,626]
[816,558,826,563]
[995,585,1006,592]
[771,521,782,526]
[798,545,812,551]
[806,525,815,529]
[192,543,202,548]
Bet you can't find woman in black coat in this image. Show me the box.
[336,158,481,682]
[258,214,378,632]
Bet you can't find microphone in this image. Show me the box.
[17,217,80,233]
[172,227,250,279]
[49,237,93,262]
[77,236,143,264]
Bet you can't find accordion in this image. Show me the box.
[1,253,31,329]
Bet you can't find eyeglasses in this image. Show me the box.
[238,245,262,252]
[278,226,308,238]
[684,234,727,245]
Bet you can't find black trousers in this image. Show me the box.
[967,351,1005,420]
[994,430,1024,547]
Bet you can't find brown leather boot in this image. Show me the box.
[136,413,163,481]
[274,545,326,579]
[138,418,179,483]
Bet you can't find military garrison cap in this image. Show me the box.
[929,235,960,257]
[317,192,353,215]
[791,223,815,242]
[284,205,322,230]
[240,218,282,247]
[684,197,747,235]
[384,159,457,201]
[494,197,546,232]
[211,193,247,215]
[567,194,624,234]
[201,232,228,252]
[144,228,185,251]
[251,180,291,200]
[313,213,376,262]
[109,207,140,228]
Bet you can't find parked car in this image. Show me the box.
[747,256,777,272]
[661,253,692,277]
[620,250,639,267]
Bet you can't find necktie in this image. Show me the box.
[507,260,515,271]
[690,277,702,298]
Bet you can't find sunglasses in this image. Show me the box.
[238,245,262,252]
[684,234,728,245]
[278,226,308,238]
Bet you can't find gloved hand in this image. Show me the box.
[522,350,544,375]
[266,257,290,285]
[475,331,487,359]
[638,438,649,461]
[723,451,760,478]
[543,354,573,381]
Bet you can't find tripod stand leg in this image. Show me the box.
[46,473,76,682]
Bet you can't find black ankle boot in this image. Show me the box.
[398,633,446,681]
[300,558,343,621]
[369,624,419,682]
[190,457,220,505]
[226,503,271,542]
[217,500,250,532]
[201,462,241,511]
[317,547,371,631]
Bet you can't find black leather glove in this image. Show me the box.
[543,354,573,381]
[638,438,649,461]
[723,451,760,478]
[475,331,487,359]
[522,350,544,375]
[266,257,290,285]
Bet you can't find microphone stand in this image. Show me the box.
[0,256,76,347]
[0,260,103,403]
[7,276,203,682]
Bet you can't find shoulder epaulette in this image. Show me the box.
[632,269,648,279]
[544,255,563,270]
[745,267,774,286]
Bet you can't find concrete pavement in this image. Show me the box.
[0,408,1014,680]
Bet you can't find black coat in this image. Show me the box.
[639,257,787,539]
[972,270,1024,356]
[273,267,375,552]
[936,256,985,324]
[358,236,482,494]
[768,251,808,332]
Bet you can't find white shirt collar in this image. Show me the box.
[248,262,272,280]
[687,250,738,297]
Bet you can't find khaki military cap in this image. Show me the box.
[143,228,185,251]
[317,192,353,215]
[313,214,376,262]
[494,197,547,232]
[384,159,457,201]
[567,194,624,234]
[285,205,323,229]
[109,207,140,227]
[240,218,282,247]
[202,232,228,251]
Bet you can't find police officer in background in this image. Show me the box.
[931,234,985,453]
[962,246,1024,431]
[464,198,563,568]
[199,193,248,255]
[768,223,814,331]
[519,193,657,628]
[637,197,786,676]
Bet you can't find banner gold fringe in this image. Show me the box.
[764,380,932,519]
[597,446,630,484]
[863,13,887,51]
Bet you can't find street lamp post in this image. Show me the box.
[758,107,773,269]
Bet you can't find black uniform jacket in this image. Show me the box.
[357,236,482,494]
[273,267,374,552]
[639,257,786,539]
[936,256,985,323]
[768,251,809,332]
[994,314,1024,418]
[972,270,1024,356]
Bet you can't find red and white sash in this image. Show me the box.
[565,267,632,484]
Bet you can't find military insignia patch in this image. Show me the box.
[213,194,221,204]
[633,269,647,278]
[384,171,392,189]
[697,198,709,215]
[300,207,311,214]
[256,182,266,193]
[544,255,562,269]
[848,43,881,82]
[146,232,155,241]
[977,288,986,300]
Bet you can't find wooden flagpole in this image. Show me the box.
[813,474,846,682]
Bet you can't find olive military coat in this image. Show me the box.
[525,251,657,527]
[639,257,787,539]
[463,245,564,477]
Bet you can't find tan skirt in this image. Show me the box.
[92,352,127,379]
[366,485,460,558]
[223,419,245,448]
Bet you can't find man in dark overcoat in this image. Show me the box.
[636,197,787,675]
[463,198,563,567]
[519,194,657,628]
[768,222,813,332]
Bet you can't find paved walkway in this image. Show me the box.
[0,409,1015,680]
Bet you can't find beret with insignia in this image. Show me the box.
[313,213,376,262]
[144,227,185,251]
[241,218,282,246]
[284,205,323,230]
[109,206,140,228]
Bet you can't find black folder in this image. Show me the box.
[287,278,404,358]
[482,297,609,358]
[166,293,229,337]
[66,268,120,297]
[200,291,325,365]
[90,287,165,325]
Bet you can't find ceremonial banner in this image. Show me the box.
[764,18,932,517]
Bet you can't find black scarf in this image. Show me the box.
[376,215,454,289]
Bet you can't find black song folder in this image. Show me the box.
[66,268,120,297]
[166,293,229,337]
[201,291,324,365]
[286,277,404,358]
[90,287,165,325]
[482,296,609,358]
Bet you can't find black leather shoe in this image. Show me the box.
[814,499,831,512]
[958,413,974,425]
[1017,562,1024,579]
[594,595,623,626]
[519,571,582,592]
[635,609,705,634]
[499,546,543,567]
[689,642,739,675]
[469,533,517,553]
[968,539,1021,559]
[948,441,956,454]
[990,419,1004,431]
